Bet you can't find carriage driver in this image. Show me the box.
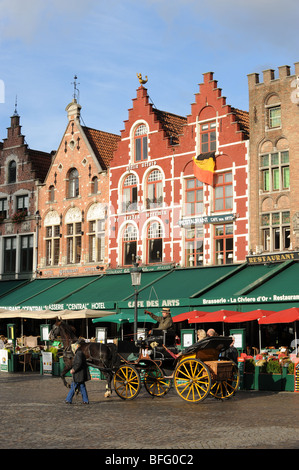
[144,307,173,330]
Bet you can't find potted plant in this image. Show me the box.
[12,210,27,224]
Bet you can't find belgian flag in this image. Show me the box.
[193,152,215,186]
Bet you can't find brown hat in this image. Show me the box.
[162,307,170,313]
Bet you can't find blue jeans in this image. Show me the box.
[66,381,89,403]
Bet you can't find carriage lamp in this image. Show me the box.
[130,260,142,344]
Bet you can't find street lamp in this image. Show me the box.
[130,259,142,344]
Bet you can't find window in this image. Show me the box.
[261,211,290,252]
[214,173,233,211]
[66,222,82,264]
[45,225,60,266]
[201,122,216,153]
[185,226,204,267]
[20,235,33,272]
[0,198,8,219]
[67,168,79,198]
[268,106,281,129]
[122,174,138,212]
[16,194,29,214]
[260,151,289,192]
[8,160,16,183]
[88,219,105,263]
[122,225,137,266]
[91,176,98,194]
[215,224,233,264]
[147,222,163,263]
[3,237,16,273]
[185,178,203,216]
[134,124,148,162]
[49,185,55,202]
[146,170,163,209]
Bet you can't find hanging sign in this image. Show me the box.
[295,361,299,393]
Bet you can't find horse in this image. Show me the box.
[49,318,120,398]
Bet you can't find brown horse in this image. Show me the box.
[49,318,119,397]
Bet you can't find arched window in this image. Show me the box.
[49,185,55,202]
[122,225,137,265]
[91,176,98,194]
[146,169,163,209]
[122,174,137,212]
[134,124,148,162]
[8,160,16,183]
[67,168,79,198]
[147,221,163,264]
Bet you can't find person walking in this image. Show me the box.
[65,342,91,404]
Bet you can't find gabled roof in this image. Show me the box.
[230,107,249,138]
[153,109,187,145]
[82,126,121,170]
[27,149,53,182]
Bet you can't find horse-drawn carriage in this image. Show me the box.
[49,320,240,404]
[114,330,240,403]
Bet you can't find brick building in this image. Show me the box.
[37,98,120,277]
[109,73,249,269]
[0,111,52,279]
[248,63,299,256]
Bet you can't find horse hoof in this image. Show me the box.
[104,391,111,398]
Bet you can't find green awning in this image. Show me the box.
[0,276,102,310]
[93,312,156,324]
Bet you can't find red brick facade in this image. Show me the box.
[109,73,249,269]
[37,99,120,277]
[0,113,52,279]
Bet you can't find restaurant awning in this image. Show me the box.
[92,312,157,324]
[173,310,209,323]
[223,309,276,323]
[258,307,299,324]
[0,308,114,320]
[189,309,241,324]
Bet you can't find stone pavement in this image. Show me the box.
[0,371,299,450]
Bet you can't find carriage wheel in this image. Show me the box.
[143,365,172,397]
[173,358,211,403]
[113,365,141,400]
[210,364,240,400]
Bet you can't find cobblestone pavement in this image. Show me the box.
[0,372,299,450]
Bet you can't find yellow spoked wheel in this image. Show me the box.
[144,365,172,397]
[174,358,211,403]
[113,365,141,400]
[210,364,240,400]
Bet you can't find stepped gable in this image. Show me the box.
[153,108,187,145]
[82,126,121,170]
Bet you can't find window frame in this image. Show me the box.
[45,225,60,266]
[214,224,234,265]
[67,168,79,199]
[200,121,216,153]
[185,225,204,267]
[147,221,163,264]
[122,224,138,266]
[8,160,16,184]
[261,211,290,252]
[214,172,233,212]
[260,151,289,193]
[122,174,138,213]
[19,234,34,273]
[88,219,105,263]
[185,177,204,216]
[146,169,163,209]
[3,237,16,274]
[134,124,148,162]
[66,222,82,264]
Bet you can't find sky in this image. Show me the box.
[0,0,298,153]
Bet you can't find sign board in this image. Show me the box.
[89,366,103,381]
[0,349,8,372]
[42,352,52,375]
[96,327,107,343]
[247,251,299,264]
[181,329,195,348]
[40,324,50,341]
[295,362,299,393]
[229,328,245,353]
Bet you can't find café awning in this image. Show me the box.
[258,307,299,324]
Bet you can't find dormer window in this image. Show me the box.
[134,124,148,162]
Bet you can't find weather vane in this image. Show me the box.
[137,73,148,85]
[72,75,80,101]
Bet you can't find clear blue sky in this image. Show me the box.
[0,0,298,153]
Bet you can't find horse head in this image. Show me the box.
[49,318,62,340]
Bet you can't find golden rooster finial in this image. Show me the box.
[137,73,148,85]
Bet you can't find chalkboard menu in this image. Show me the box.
[295,362,299,393]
